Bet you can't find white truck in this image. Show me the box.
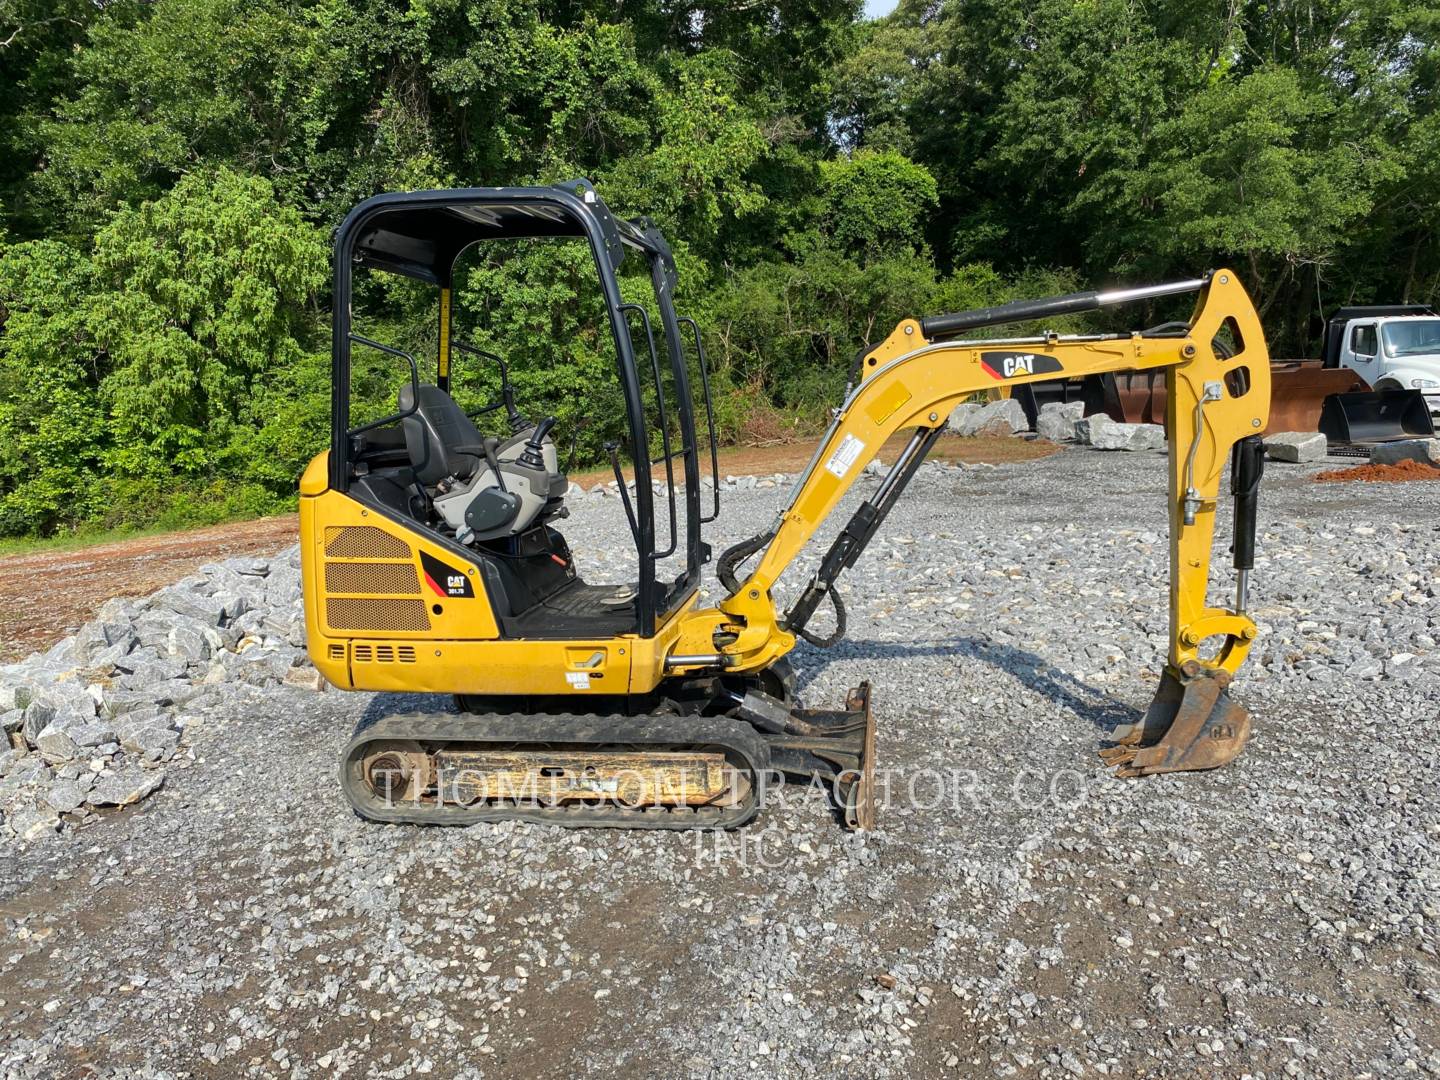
[1324,304,1440,423]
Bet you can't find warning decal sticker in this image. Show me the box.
[824,433,867,479]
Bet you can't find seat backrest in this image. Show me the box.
[398,383,485,486]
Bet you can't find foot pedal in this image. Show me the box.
[1101,667,1252,777]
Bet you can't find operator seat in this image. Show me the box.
[398,383,568,543]
[398,383,486,485]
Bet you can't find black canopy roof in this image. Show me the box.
[339,180,672,287]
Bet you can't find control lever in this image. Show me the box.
[605,440,640,545]
[452,439,509,492]
[517,415,557,470]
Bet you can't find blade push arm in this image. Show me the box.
[683,270,1270,691]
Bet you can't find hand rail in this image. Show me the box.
[345,334,420,436]
[678,315,722,525]
[452,340,524,429]
[618,302,678,561]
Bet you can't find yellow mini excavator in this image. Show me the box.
[299,180,1270,830]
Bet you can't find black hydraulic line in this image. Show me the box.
[785,425,945,647]
[919,276,1209,339]
[793,590,847,650]
[717,524,778,595]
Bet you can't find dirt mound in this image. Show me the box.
[1315,458,1440,483]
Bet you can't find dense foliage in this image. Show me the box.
[0,0,1435,536]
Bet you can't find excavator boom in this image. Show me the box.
[669,269,1270,783]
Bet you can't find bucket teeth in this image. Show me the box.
[1101,668,1252,777]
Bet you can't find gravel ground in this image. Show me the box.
[1,446,1437,1078]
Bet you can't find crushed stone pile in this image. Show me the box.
[0,550,309,839]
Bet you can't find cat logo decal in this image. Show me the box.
[980,351,1064,380]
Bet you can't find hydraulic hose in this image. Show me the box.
[793,587,846,649]
[717,525,777,594]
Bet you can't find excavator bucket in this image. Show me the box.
[1100,667,1252,777]
[1319,389,1436,443]
[1265,362,1369,432]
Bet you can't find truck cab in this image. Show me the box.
[1326,304,1440,421]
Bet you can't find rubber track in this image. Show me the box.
[341,711,771,830]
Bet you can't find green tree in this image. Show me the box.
[89,168,327,477]
[1128,67,1380,318]
[0,239,105,534]
[819,150,938,262]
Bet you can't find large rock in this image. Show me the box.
[114,657,190,690]
[168,621,216,661]
[946,403,981,433]
[8,805,60,840]
[97,688,166,719]
[0,754,51,790]
[954,398,1027,438]
[0,680,33,713]
[1077,413,1166,451]
[33,724,80,763]
[1036,401,1085,443]
[234,648,303,688]
[148,585,230,626]
[44,779,88,814]
[88,766,165,808]
[35,713,116,764]
[19,683,98,745]
[1074,413,1111,446]
[95,596,144,624]
[282,665,327,692]
[72,620,138,667]
[1265,431,1328,463]
[112,711,181,759]
[19,699,56,746]
[1370,438,1440,467]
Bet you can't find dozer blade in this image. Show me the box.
[794,682,877,831]
[742,682,877,830]
[1099,667,1252,777]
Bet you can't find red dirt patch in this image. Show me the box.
[0,516,299,663]
[1314,458,1440,484]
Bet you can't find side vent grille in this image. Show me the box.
[353,644,418,664]
[325,561,420,595]
[326,598,431,632]
[324,525,411,559]
[327,643,346,662]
